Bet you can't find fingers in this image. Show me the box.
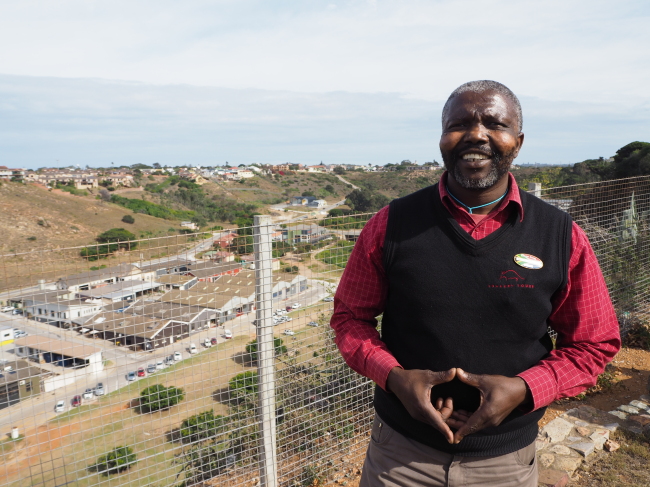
[437,397,454,421]
[453,406,487,444]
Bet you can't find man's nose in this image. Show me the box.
[464,122,489,143]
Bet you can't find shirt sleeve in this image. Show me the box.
[518,221,622,410]
[330,206,401,390]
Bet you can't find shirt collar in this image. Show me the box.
[439,171,524,222]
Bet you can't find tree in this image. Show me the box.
[179,409,227,443]
[345,189,391,212]
[228,371,258,399]
[121,215,135,224]
[613,141,650,178]
[96,228,138,250]
[91,446,137,475]
[301,190,315,197]
[99,188,111,201]
[333,166,346,175]
[139,384,185,412]
[245,338,287,362]
[324,184,335,193]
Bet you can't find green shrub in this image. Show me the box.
[179,410,227,443]
[121,214,135,224]
[27,236,37,241]
[228,371,258,399]
[90,446,137,475]
[245,338,287,362]
[139,384,185,413]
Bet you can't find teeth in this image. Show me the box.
[462,153,489,161]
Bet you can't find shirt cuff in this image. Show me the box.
[517,366,558,411]
[366,348,402,392]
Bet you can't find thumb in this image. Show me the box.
[433,368,457,384]
[456,368,482,388]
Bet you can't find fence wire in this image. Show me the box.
[0,176,648,487]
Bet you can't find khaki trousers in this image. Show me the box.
[360,413,538,487]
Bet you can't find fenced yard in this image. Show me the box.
[0,175,648,487]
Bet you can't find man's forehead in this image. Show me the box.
[444,90,516,120]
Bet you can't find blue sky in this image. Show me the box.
[0,0,649,169]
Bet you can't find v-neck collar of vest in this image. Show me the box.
[431,184,520,255]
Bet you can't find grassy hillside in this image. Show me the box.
[343,169,443,199]
[0,182,181,254]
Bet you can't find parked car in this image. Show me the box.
[1,306,13,313]
[71,395,82,407]
[82,388,94,400]
[224,329,233,339]
[291,303,301,309]
[173,351,183,361]
[188,343,198,354]
[308,321,319,327]
[12,309,23,315]
[146,364,157,374]
[210,337,218,346]
[54,400,66,413]
[156,360,164,370]
[94,383,105,396]
[126,371,137,381]
[137,367,146,377]
[203,338,212,348]
[284,317,293,322]
[283,330,295,336]
[322,297,334,302]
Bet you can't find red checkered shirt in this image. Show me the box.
[330,172,621,411]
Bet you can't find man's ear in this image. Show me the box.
[513,132,524,158]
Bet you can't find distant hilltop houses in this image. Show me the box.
[0,161,443,188]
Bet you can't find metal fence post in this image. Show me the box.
[253,215,278,487]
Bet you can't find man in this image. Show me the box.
[330,80,621,486]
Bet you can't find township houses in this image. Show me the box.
[213,232,239,249]
[26,297,103,329]
[184,261,242,282]
[282,224,329,244]
[0,166,26,181]
[202,250,235,263]
[306,165,328,173]
[26,170,99,189]
[290,196,327,208]
[100,172,134,187]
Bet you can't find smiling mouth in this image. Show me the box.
[461,152,491,161]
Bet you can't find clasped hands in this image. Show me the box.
[385,367,530,444]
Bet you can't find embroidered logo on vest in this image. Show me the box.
[488,269,535,289]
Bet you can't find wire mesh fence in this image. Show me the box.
[0,175,648,487]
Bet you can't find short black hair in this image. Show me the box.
[442,80,523,132]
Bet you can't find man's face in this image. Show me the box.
[440,90,524,190]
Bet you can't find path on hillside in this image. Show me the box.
[334,173,359,190]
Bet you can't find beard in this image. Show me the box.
[442,145,516,190]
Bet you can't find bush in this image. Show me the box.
[121,214,135,224]
[283,266,299,273]
[27,236,37,241]
[179,410,227,443]
[228,371,258,399]
[139,384,185,413]
[245,338,287,362]
[90,446,137,475]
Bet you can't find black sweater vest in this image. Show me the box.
[374,183,572,456]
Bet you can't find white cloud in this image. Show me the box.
[0,74,646,168]
[0,0,648,104]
